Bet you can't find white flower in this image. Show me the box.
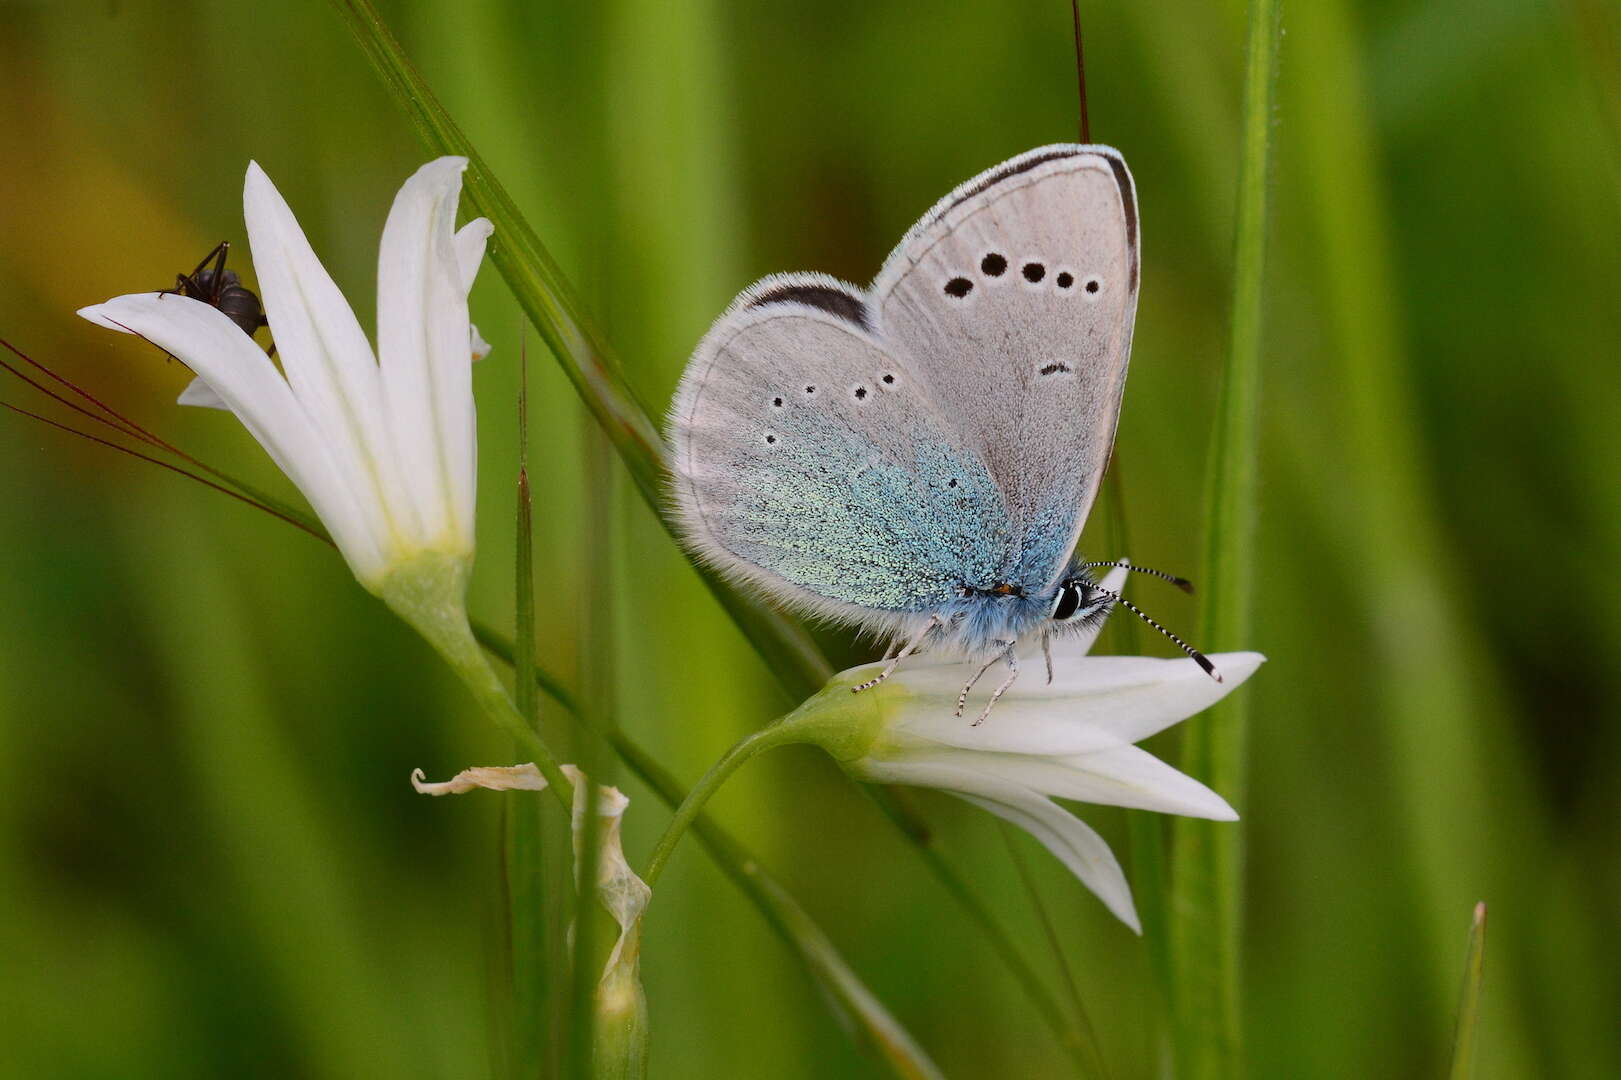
[78,157,493,592]
[795,567,1263,932]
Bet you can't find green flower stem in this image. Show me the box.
[643,676,880,890]
[1168,0,1278,1076]
[641,723,802,889]
[381,553,573,809]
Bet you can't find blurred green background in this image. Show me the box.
[2,0,1617,1076]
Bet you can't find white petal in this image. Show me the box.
[243,161,412,551]
[375,157,480,550]
[177,376,230,410]
[1060,745,1238,819]
[864,758,1140,932]
[469,324,492,362]
[898,746,1236,819]
[892,652,1264,754]
[78,294,385,579]
[454,217,493,295]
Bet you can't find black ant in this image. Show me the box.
[161,241,274,356]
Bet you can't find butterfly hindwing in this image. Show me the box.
[670,274,1018,632]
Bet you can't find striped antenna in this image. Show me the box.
[1083,560,1197,594]
[1089,582,1221,681]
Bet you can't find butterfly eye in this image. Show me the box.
[1052,582,1083,621]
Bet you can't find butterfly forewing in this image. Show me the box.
[671,279,1018,631]
[874,145,1139,592]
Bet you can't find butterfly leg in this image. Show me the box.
[955,640,1015,718]
[1042,632,1055,685]
[853,616,940,693]
[971,647,1021,726]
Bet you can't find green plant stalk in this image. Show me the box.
[1448,903,1489,1080]
[753,869,944,1080]
[380,552,573,810]
[861,784,1101,1074]
[330,0,830,698]
[1100,464,1174,1021]
[503,364,550,1078]
[1167,0,1278,1077]
[641,723,807,888]
[999,823,1111,1080]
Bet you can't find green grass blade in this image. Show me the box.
[999,823,1111,1079]
[1099,466,1174,1021]
[1167,0,1279,1076]
[1286,0,1540,1057]
[864,785,1094,1071]
[504,353,551,1077]
[329,0,830,698]
[1449,902,1489,1080]
[750,870,944,1080]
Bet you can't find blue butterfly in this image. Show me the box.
[669,145,1212,721]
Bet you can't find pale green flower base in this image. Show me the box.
[379,550,572,804]
[594,939,649,1080]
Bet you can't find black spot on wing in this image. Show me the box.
[747,283,871,331]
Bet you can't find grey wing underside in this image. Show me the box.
[668,283,1018,632]
[874,145,1140,592]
